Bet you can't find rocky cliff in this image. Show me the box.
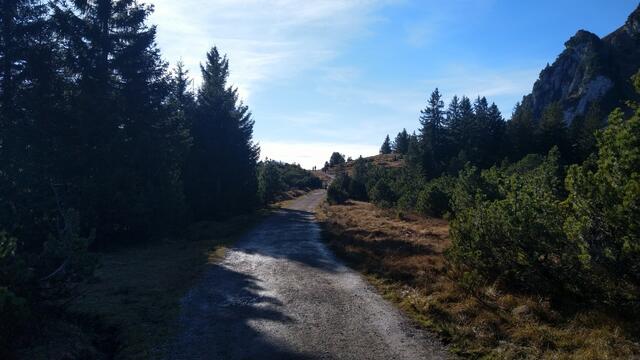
[521,5,640,123]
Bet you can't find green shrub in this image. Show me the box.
[564,108,640,310]
[257,161,285,204]
[327,174,350,205]
[448,148,580,295]
[369,179,396,208]
[415,177,453,217]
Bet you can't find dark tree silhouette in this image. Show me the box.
[184,47,259,220]
[393,129,410,154]
[380,134,392,154]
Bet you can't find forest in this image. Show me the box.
[328,78,640,317]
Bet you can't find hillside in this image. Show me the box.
[522,4,640,123]
[326,154,405,176]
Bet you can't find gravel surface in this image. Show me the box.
[166,190,449,360]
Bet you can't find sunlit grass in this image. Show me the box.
[317,200,640,359]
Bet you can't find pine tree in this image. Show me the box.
[406,131,422,171]
[380,134,392,154]
[471,96,490,164]
[451,96,475,153]
[419,88,446,178]
[184,47,259,220]
[51,0,186,243]
[0,0,69,249]
[329,152,346,167]
[393,129,410,154]
[507,102,536,160]
[570,102,605,162]
[536,102,568,156]
[481,102,505,165]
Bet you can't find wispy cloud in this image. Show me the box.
[150,0,394,100]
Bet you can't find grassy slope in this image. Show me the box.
[317,200,639,359]
[69,213,267,359]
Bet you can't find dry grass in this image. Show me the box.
[317,200,640,359]
[68,213,266,360]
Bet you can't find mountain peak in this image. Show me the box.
[565,30,600,48]
[624,4,640,36]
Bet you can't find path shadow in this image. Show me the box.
[233,208,343,274]
[166,263,315,360]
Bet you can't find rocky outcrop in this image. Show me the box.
[521,5,640,123]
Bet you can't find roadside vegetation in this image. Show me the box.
[322,73,640,358]
[318,201,639,358]
[258,160,323,204]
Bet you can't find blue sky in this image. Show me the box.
[149,0,638,169]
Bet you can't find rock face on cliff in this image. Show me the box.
[521,5,640,123]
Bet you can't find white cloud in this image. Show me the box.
[149,0,394,101]
[260,141,379,169]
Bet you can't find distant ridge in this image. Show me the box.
[521,4,640,123]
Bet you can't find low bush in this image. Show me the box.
[327,174,350,205]
[448,148,578,296]
[563,108,640,311]
[369,179,396,208]
[416,177,454,217]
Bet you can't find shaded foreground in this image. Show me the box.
[167,190,447,359]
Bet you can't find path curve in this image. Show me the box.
[167,190,449,360]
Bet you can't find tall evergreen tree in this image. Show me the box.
[419,88,446,178]
[536,102,569,156]
[184,47,259,220]
[482,102,506,165]
[507,102,536,160]
[0,0,68,249]
[570,102,605,162]
[380,134,392,154]
[393,128,410,154]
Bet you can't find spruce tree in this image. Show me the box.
[536,102,568,156]
[0,0,69,250]
[393,129,410,154]
[380,134,392,154]
[570,102,605,162]
[51,0,185,243]
[482,102,506,165]
[507,102,536,160]
[419,88,446,178]
[184,47,259,220]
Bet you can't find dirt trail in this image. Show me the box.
[166,190,448,359]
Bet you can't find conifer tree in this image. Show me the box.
[507,102,536,160]
[570,102,605,162]
[419,88,446,178]
[51,0,185,242]
[393,129,410,154]
[184,47,259,220]
[380,134,392,154]
[536,102,569,156]
[329,152,346,167]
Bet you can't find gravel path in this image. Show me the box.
[166,190,449,359]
